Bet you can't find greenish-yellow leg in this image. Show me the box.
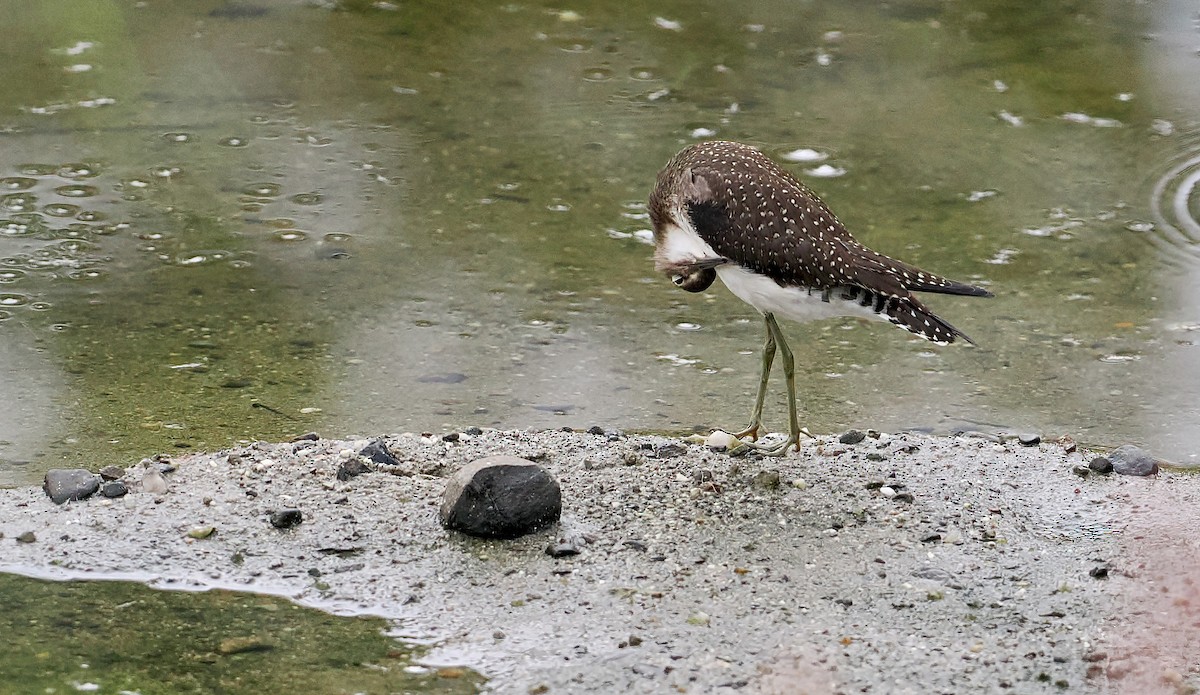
[733,314,776,442]
[736,312,804,456]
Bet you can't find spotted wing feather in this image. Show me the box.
[669,141,991,344]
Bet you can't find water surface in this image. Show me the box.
[2,0,1199,484]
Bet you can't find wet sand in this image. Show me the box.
[1,429,1197,694]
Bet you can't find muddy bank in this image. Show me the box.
[1,429,1197,694]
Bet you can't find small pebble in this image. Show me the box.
[1089,565,1110,579]
[358,440,401,466]
[1108,445,1158,476]
[142,468,168,495]
[546,542,581,558]
[464,426,484,435]
[586,425,605,435]
[101,481,128,498]
[442,432,460,443]
[1018,433,1042,446]
[270,509,304,529]
[218,636,271,655]
[753,470,781,490]
[1088,457,1113,475]
[839,430,866,445]
[98,465,125,481]
[16,531,36,543]
[1071,466,1090,478]
[187,526,216,539]
[337,458,371,481]
[705,430,737,450]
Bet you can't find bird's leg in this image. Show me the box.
[744,313,806,456]
[732,314,776,442]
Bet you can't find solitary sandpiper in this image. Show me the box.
[649,140,992,455]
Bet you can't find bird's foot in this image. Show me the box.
[737,427,813,457]
[732,422,762,442]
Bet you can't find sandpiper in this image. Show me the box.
[649,140,992,455]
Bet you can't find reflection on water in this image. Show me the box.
[1,0,1199,482]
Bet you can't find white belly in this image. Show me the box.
[716,265,883,325]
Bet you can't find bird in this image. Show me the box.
[648,140,992,455]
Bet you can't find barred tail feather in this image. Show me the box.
[885,296,975,345]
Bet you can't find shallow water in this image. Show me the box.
[0,572,481,693]
[2,0,1199,484]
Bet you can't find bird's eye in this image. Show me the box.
[671,275,685,286]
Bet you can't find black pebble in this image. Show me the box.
[546,542,581,558]
[270,509,304,529]
[1088,457,1113,475]
[839,430,866,445]
[101,481,128,498]
[586,425,605,435]
[442,432,460,443]
[1089,565,1110,579]
[358,439,400,466]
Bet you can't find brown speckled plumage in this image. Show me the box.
[650,140,992,344]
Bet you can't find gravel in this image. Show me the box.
[2,428,1198,694]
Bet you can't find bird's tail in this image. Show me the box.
[883,295,976,345]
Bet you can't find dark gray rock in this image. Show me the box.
[546,541,581,557]
[43,469,100,505]
[101,481,128,498]
[440,455,562,539]
[1089,457,1113,475]
[1108,444,1159,476]
[270,509,303,529]
[337,457,371,481]
[839,430,866,445]
[98,465,125,481]
[654,443,687,459]
[358,439,400,467]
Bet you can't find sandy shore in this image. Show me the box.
[1,428,1198,694]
